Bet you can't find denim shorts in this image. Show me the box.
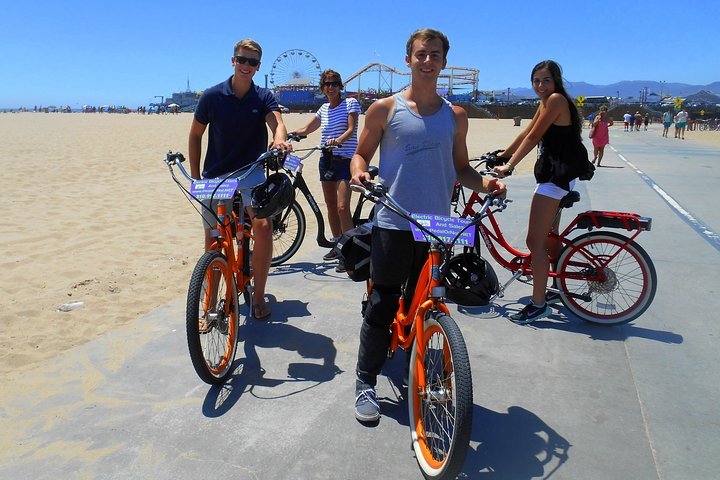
[319,155,352,182]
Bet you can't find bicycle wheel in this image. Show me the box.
[556,231,657,325]
[408,312,473,480]
[186,251,240,384]
[270,200,306,266]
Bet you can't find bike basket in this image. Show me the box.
[335,223,372,282]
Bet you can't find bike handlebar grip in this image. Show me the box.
[287,132,306,141]
[166,151,186,163]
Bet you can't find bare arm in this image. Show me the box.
[293,115,321,137]
[188,118,207,179]
[327,111,359,146]
[452,105,506,196]
[350,97,392,185]
[494,93,567,177]
[265,110,291,150]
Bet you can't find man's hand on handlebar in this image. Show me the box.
[487,177,507,199]
[270,138,293,152]
[351,171,373,188]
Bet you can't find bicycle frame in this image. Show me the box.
[282,165,335,248]
[279,142,375,249]
[389,244,451,355]
[455,186,652,298]
[353,182,480,384]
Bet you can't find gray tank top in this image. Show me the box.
[375,93,457,230]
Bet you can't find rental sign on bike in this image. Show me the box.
[410,214,475,246]
[190,178,239,200]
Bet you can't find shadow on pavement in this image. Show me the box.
[459,298,683,345]
[201,295,343,418]
[462,405,571,479]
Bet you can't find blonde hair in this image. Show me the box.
[234,39,262,59]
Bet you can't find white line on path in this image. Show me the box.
[609,145,720,253]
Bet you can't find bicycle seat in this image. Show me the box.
[559,191,580,209]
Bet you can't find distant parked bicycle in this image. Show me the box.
[269,132,374,265]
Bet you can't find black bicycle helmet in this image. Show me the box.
[251,173,293,219]
[443,252,499,306]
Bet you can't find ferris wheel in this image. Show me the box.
[269,49,322,88]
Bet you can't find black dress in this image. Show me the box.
[534,124,594,191]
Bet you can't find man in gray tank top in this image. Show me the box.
[350,28,506,423]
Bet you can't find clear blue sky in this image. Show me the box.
[2,0,718,108]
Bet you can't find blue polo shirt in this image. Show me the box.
[194,77,279,178]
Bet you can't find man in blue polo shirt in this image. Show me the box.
[189,38,290,320]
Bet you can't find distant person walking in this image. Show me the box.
[591,106,613,166]
[634,112,642,131]
[623,112,632,131]
[643,113,650,130]
[675,108,688,139]
[662,109,673,137]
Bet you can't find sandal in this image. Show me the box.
[253,302,272,321]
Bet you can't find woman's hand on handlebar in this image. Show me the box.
[492,163,514,178]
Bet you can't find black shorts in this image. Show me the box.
[371,227,428,290]
[319,154,351,182]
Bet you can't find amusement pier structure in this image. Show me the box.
[269,48,480,112]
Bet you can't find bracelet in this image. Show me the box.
[506,163,515,172]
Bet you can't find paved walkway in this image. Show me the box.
[1,125,719,479]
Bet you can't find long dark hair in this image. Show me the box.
[531,60,581,137]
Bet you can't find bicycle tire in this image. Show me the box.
[556,231,657,325]
[186,251,240,384]
[271,200,306,266]
[408,312,473,480]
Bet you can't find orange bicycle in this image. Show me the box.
[164,149,289,384]
[351,180,494,480]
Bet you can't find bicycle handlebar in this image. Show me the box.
[350,181,502,250]
[284,132,343,162]
[470,150,513,177]
[165,148,287,183]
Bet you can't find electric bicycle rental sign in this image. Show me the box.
[410,214,475,246]
[190,178,240,200]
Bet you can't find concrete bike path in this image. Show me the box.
[1,127,719,479]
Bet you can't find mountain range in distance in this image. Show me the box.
[499,80,720,100]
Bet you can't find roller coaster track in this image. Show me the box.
[344,62,478,96]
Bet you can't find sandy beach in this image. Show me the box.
[0,112,717,380]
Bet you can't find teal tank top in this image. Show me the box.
[375,93,456,230]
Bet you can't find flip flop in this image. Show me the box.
[253,302,272,321]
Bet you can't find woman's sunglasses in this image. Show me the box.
[322,81,342,88]
[234,55,260,67]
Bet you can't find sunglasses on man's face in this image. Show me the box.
[234,55,260,67]
[323,81,342,88]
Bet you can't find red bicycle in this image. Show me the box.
[451,153,657,325]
